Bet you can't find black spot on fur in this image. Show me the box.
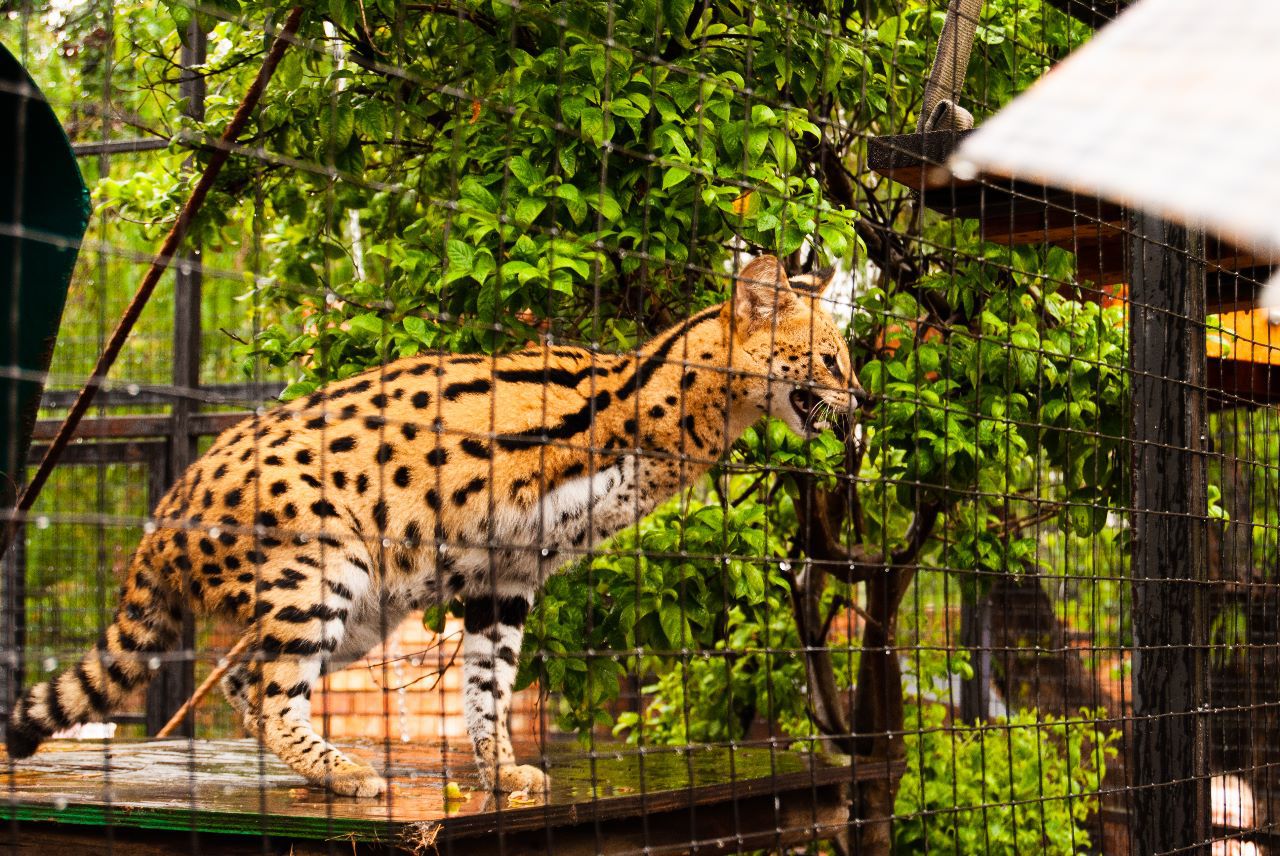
[332,471,347,489]
[372,500,389,532]
[356,473,370,494]
[452,477,486,506]
[460,438,490,458]
[311,499,339,518]
[403,520,423,547]
[375,443,395,464]
[393,466,412,488]
[270,480,288,496]
[329,436,357,453]
[401,422,419,440]
[682,414,705,449]
[426,448,448,466]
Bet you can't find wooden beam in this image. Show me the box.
[1127,214,1211,853]
[31,412,246,441]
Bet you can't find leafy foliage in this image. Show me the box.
[895,698,1119,854]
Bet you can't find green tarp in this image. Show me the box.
[0,43,90,513]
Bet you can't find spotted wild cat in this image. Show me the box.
[5,255,862,797]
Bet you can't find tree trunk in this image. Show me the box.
[850,567,915,855]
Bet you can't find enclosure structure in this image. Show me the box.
[3,0,1280,853]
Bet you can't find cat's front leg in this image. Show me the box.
[462,587,548,794]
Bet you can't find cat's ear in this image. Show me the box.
[733,255,794,332]
[788,267,837,298]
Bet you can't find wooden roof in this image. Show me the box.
[866,130,1280,407]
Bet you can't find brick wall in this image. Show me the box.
[308,612,546,742]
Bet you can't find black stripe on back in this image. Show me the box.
[615,305,721,401]
[444,378,492,400]
[495,391,611,451]
[494,365,610,387]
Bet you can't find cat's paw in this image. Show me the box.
[497,763,550,795]
[328,765,388,798]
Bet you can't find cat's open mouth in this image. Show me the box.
[789,388,832,432]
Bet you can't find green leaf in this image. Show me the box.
[509,156,540,190]
[328,0,355,31]
[514,197,547,227]
[580,108,606,145]
[325,98,355,150]
[587,191,622,222]
[659,603,686,648]
[662,167,691,190]
[445,239,475,280]
[459,177,497,210]
[402,315,427,340]
[553,184,588,223]
[559,146,578,177]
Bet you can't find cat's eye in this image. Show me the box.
[822,352,843,381]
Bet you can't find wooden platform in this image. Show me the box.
[1,738,893,854]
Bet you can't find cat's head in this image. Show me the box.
[729,255,864,438]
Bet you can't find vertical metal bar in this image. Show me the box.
[0,520,26,717]
[1128,213,1210,853]
[959,589,992,722]
[145,20,204,737]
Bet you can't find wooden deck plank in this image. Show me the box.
[1,738,891,845]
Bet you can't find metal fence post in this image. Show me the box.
[144,19,204,737]
[1128,213,1211,852]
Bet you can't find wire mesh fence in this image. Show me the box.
[1,0,1277,853]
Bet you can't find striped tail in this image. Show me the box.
[6,587,180,758]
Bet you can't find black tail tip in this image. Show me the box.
[3,716,45,760]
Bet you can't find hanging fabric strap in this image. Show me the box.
[916,0,986,132]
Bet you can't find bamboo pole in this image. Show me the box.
[156,633,255,739]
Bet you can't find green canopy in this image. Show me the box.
[0,43,90,513]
